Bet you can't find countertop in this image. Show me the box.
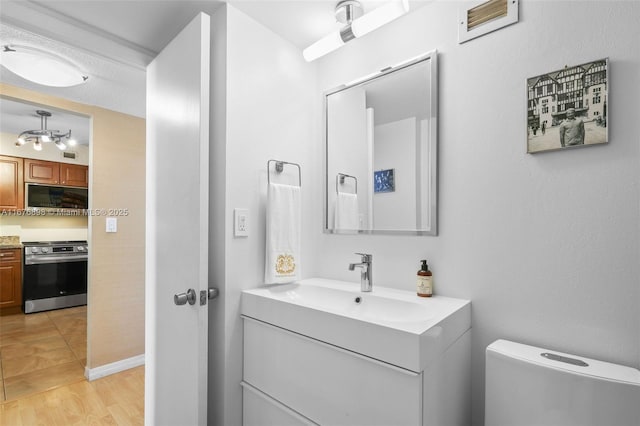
[0,236,22,249]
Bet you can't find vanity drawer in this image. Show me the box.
[242,382,317,426]
[243,317,422,426]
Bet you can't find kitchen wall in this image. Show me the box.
[0,84,145,371]
[313,1,640,424]
[207,5,317,426]
[0,215,87,242]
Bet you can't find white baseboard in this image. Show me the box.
[85,354,145,381]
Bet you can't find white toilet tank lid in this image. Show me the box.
[487,339,640,386]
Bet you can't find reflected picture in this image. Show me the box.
[374,169,395,193]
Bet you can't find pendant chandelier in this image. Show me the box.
[15,110,76,151]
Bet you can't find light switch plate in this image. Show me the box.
[106,217,118,233]
[234,208,249,237]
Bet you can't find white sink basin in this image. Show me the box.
[241,278,471,372]
[261,280,433,325]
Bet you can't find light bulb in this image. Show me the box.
[40,134,51,142]
[67,138,77,146]
[16,136,26,146]
[33,141,43,151]
[303,31,345,62]
[55,140,67,150]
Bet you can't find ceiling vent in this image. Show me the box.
[458,0,519,44]
[62,151,77,159]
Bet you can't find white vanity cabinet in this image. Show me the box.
[241,278,472,426]
[242,317,422,426]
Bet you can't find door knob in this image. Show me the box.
[174,288,197,306]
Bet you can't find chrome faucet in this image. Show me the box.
[348,253,373,292]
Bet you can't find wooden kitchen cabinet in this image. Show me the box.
[24,158,88,187]
[0,155,24,211]
[24,158,60,184]
[0,248,22,313]
[60,163,89,187]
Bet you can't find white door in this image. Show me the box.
[145,12,210,426]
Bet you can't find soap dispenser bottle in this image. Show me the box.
[416,259,433,298]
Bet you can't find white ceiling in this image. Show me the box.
[0,0,430,119]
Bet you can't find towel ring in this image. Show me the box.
[267,159,301,187]
[336,173,357,194]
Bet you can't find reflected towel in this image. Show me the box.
[334,192,359,230]
[265,183,301,284]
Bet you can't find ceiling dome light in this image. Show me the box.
[1,45,88,87]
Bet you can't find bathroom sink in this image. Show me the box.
[241,278,471,372]
[261,281,432,324]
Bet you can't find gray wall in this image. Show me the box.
[208,5,317,426]
[209,2,639,425]
[313,1,640,424]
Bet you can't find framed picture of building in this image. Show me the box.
[526,58,608,154]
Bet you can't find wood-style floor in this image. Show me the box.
[0,306,144,424]
[0,306,87,401]
[0,365,144,425]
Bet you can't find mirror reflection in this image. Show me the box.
[325,51,438,235]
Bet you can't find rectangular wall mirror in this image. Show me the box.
[324,50,438,235]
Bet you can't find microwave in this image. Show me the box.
[25,183,89,211]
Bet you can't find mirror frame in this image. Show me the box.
[323,50,438,236]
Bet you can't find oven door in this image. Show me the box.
[23,256,88,313]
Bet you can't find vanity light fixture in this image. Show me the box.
[303,0,410,62]
[1,45,88,87]
[15,110,74,151]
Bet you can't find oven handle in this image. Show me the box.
[25,255,88,265]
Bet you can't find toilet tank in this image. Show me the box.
[485,339,640,426]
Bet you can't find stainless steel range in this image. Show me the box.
[23,241,88,313]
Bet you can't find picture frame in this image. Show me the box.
[527,58,608,154]
[374,169,395,193]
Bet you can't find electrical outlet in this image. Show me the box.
[234,208,249,237]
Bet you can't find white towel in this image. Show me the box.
[334,192,359,230]
[265,183,301,284]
